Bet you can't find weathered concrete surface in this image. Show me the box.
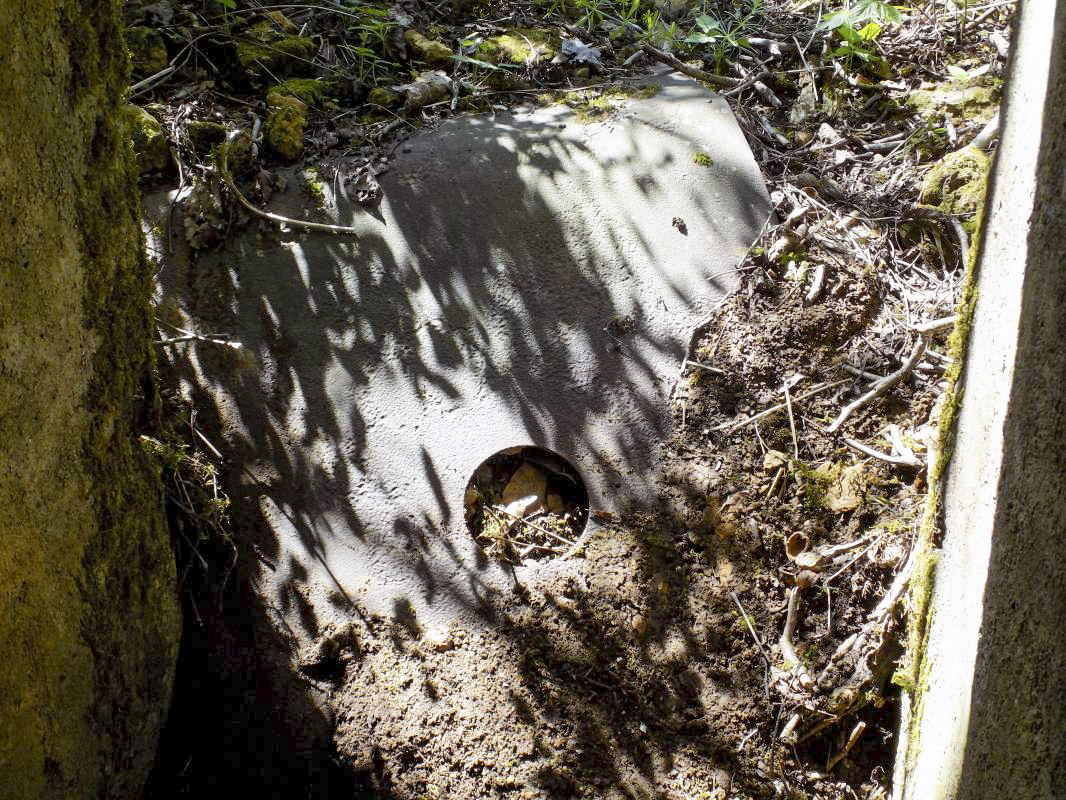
[152,70,769,644]
[0,1,180,797]
[896,2,1066,798]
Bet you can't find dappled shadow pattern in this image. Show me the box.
[149,73,769,798]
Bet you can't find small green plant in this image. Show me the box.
[816,0,902,71]
[681,2,762,72]
[573,0,609,31]
[616,0,641,24]
[338,2,400,83]
[692,151,713,166]
[817,0,903,31]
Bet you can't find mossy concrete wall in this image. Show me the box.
[896,1,1066,797]
[0,1,180,797]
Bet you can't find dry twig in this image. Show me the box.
[639,42,740,88]
[827,338,927,433]
[220,131,360,236]
[715,379,850,432]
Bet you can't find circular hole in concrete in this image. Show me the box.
[464,446,589,564]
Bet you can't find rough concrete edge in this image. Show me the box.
[538,210,773,574]
[889,242,977,791]
[889,23,1018,800]
[0,0,180,795]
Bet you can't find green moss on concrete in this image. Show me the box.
[895,150,987,771]
[0,1,180,797]
[302,166,327,208]
[560,84,660,122]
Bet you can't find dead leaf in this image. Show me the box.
[794,551,828,571]
[338,163,382,208]
[763,449,789,472]
[555,38,603,68]
[786,532,809,560]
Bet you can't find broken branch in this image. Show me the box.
[843,437,923,467]
[639,43,740,88]
[220,131,360,236]
[827,338,927,433]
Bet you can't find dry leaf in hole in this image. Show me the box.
[794,551,828,571]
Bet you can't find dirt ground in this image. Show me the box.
[313,266,933,800]
[133,0,1013,797]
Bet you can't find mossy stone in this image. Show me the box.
[466,28,557,90]
[475,28,558,66]
[236,21,316,79]
[477,28,558,65]
[185,120,227,155]
[368,86,402,108]
[266,105,305,160]
[124,104,169,174]
[405,29,453,63]
[919,146,991,236]
[125,25,168,78]
[268,77,334,107]
[909,77,1000,123]
[267,91,309,113]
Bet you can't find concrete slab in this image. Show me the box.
[149,70,769,635]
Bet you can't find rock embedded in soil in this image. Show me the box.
[405,29,453,63]
[919,145,991,235]
[125,104,169,174]
[908,76,1001,122]
[500,462,549,517]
